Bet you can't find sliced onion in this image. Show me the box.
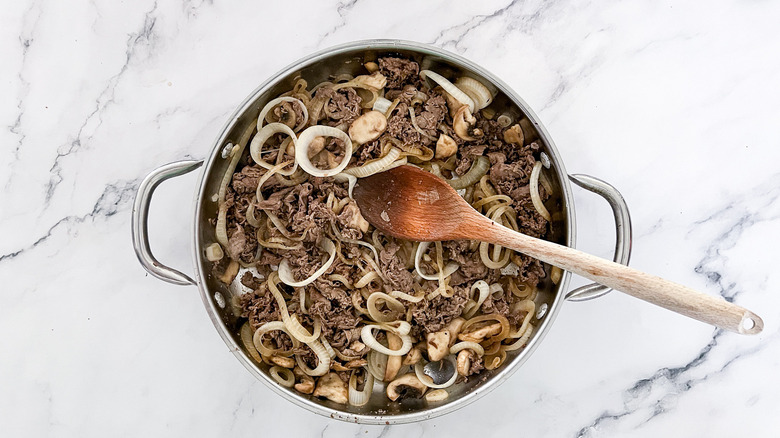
[354,271,380,289]
[414,242,460,281]
[420,70,474,112]
[425,389,449,402]
[449,341,485,357]
[348,369,374,406]
[389,290,424,303]
[372,97,392,114]
[321,336,337,359]
[250,122,298,176]
[508,299,535,338]
[257,96,309,132]
[379,320,411,336]
[530,161,552,221]
[464,280,489,318]
[285,315,321,343]
[503,323,534,352]
[455,77,492,110]
[204,243,224,262]
[253,321,299,357]
[333,172,357,198]
[447,155,489,190]
[295,340,331,376]
[366,292,406,323]
[240,322,263,363]
[269,366,295,387]
[414,358,458,389]
[343,147,401,178]
[295,125,353,177]
[278,238,337,287]
[367,350,388,381]
[361,325,412,356]
[216,120,257,247]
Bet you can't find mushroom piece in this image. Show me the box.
[459,322,503,343]
[364,61,379,73]
[348,110,387,144]
[386,373,428,401]
[270,355,295,369]
[503,124,524,146]
[426,330,451,362]
[353,72,387,90]
[435,134,458,159]
[293,368,315,394]
[338,201,370,233]
[345,359,368,369]
[312,372,349,404]
[402,346,422,366]
[384,333,403,381]
[443,317,465,347]
[452,106,482,141]
[218,260,240,284]
[306,136,327,158]
[456,350,474,376]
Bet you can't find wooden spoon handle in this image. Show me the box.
[471,218,763,334]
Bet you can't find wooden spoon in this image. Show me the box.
[353,165,763,335]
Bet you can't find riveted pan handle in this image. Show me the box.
[131,160,203,286]
[565,174,633,301]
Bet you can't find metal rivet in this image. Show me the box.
[540,152,551,169]
[536,303,548,320]
[221,143,234,159]
[214,292,226,309]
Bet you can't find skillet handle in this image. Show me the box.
[564,174,633,301]
[131,160,203,286]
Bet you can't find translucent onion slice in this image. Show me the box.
[372,97,392,114]
[503,323,534,352]
[414,242,460,281]
[508,299,535,338]
[295,125,353,177]
[378,320,411,336]
[366,292,406,323]
[321,336,337,359]
[449,341,485,357]
[269,366,295,387]
[414,358,458,389]
[367,350,388,381]
[343,147,401,178]
[420,70,475,112]
[278,238,337,287]
[348,369,374,406]
[285,315,321,344]
[257,96,309,132]
[361,325,413,356]
[250,122,298,176]
[295,340,331,376]
[530,161,552,221]
[216,120,257,247]
[389,290,425,303]
[253,321,299,357]
[455,77,493,110]
[463,280,489,318]
[333,172,357,198]
[240,322,263,363]
[447,156,489,190]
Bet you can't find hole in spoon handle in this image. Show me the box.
[739,311,764,335]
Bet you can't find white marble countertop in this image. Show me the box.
[2,1,778,436]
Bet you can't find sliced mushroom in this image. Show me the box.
[364,61,379,73]
[384,332,403,381]
[312,372,349,404]
[331,362,350,372]
[503,124,524,146]
[453,106,481,141]
[426,330,451,362]
[344,359,368,369]
[348,110,387,144]
[402,346,422,366]
[293,368,315,394]
[442,88,466,118]
[270,355,295,369]
[435,134,458,159]
[456,350,473,376]
[386,373,428,401]
[444,317,465,347]
[306,136,327,158]
[218,260,239,284]
[339,201,370,233]
[459,322,502,343]
[353,72,387,90]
